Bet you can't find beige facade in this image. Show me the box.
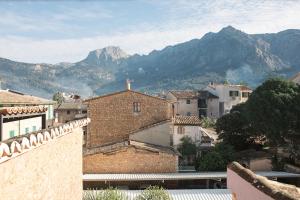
[166,91,199,116]
[129,121,171,147]
[0,119,89,200]
[85,90,171,147]
[205,83,252,116]
[83,144,178,174]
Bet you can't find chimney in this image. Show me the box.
[126,79,131,90]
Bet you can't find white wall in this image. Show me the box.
[166,93,198,116]
[2,116,42,140]
[172,125,202,146]
[129,122,171,146]
[207,98,219,119]
[206,85,250,115]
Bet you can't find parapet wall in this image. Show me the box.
[227,162,300,200]
[0,118,90,200]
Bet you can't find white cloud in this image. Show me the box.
[1,0,300,63]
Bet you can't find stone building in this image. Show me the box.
[84,89,171,148]
[0,89,55,141]
[54,102,87,124]
[83,140,178,173]
[166,90,219,118]
[166,91,199,117]
[83,86,179,173]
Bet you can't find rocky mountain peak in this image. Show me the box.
[87,46,128,61]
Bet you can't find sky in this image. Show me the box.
[0,0,300,64]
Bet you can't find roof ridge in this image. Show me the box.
[84,90,167,103]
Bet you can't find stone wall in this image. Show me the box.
[0,119,90,200]
[83,146,178,173]
[86,90,170,147]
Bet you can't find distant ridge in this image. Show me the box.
[0,26,300,98]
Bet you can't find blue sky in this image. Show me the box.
[0,0,300,63]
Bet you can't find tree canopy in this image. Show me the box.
[216,78,300,150]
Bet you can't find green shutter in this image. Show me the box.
[9,130,15,138]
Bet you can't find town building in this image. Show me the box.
[171,115,215,148]
[54,102,87,124]
[166,91,199,116]
[198,90,219,118]
[84,88,171,148]
[205,82,252,116]
[83,84,179,174]
[0,89,55,141]
[166,90,219,118]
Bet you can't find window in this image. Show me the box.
[186,99,191,104]
[178,126,185,134]
[133,102,141,113]
[9,130,15,138]
[67,110,71,115]
[229,91,239,97]
[187,112,191,116]
[32,126,37,132]
[242,92,250,97]
[25,128,29,134]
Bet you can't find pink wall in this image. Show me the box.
[227,168,273,200]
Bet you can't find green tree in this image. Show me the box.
[52,92,64,104]
[216,103,254,151]
[136,186,171,200]
[196,143,235,171]
[177,136,197,157]
[247,78,300,145]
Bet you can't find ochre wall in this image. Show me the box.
[83,147,178,173]
[86,91,170,147]
[0,128,83,200]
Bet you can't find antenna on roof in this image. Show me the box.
[126,79,133,90]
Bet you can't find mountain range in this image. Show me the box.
[0,26,300,98]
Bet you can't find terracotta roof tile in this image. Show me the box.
[0,90,55,105]
[173,116,202,126]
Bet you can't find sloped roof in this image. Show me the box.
[55,102,87,110]
[228,162,300,200]
[173,116,202,126]
[84,90,167,103]
[0,90,55,105]
[83,140,179,156]
[169,90,199,99]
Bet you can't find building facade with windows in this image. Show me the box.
[166,91,199,117]
[83,88,179,173]
[84,89,171,148]
[205,83,252,116]
[54,102,87,124]
[0,89,55,141]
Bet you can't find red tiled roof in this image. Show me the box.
[0,106,48,115]
[0,90,55,105]
[173,115,202,126]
